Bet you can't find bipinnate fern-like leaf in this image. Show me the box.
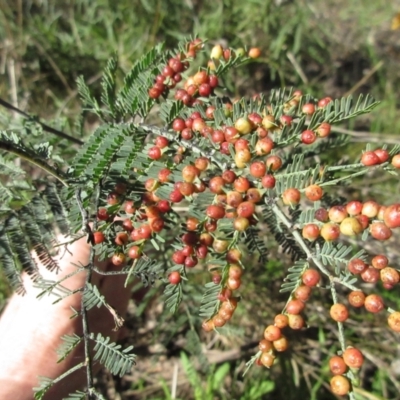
[21,187,66,273]
[0,153,25,179]
[291,93,379,131]
[116,43,165,117]
[77,43,169,121]
[69,124,113,179]
[76,75,102,118]
[35,275,76,300]
[63,391,87,400]
[317,242,368,275]
[280,259,309,293]
[164,281,183,314]
[34,377,54,400]
[34,363,88,400]
[321,94,379,125]
[246,225,269,264]
[0,130,67,192]
[0,180,20,209]
[90,332,136,377]
[262,206,305,261]
[4,214,40,279]
[159,99,185,125]
[70,123,147,192]
[296,201,322,225]
[275,154,321,195]
[57,334,83,362]
[0,227,25,294]
[82,282,125,329]
[213,48,250,76]
[0,179,73,290]
[26,194,59,247]
[100,56,118,119]
[110,127,150,177]
[131,257,164,287]
[83,282,108,310]
[199,281,221,319]
[20,212,58,274]
[43,183,70,235]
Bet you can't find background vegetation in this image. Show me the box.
[1,0,400,399]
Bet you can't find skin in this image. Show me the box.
[0,235,134,399]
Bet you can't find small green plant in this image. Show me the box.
[1,37,400,400]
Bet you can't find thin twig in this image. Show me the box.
[286,51,308,84]
[0,97,84,145]
[344,61,384,97]
[0,139,69,187]
[50,361,85,386]
[319,169,369,187]
[332,126,400,145]
[270,201,359,291]
[76,188,91,234]
[76,186,98,400]
[329,283,346,351]
[171,362,178,399]
[7,58,18,110]
[32,39,73,94]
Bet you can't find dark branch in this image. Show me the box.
[0,97,84,145]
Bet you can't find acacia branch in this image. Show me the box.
[75,186,98,399]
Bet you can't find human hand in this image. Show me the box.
[0,234,133,400]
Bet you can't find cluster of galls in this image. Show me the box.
[202,265,242,331]
[340,255,400,330]
[256,269,319,368]
[168,203,244,330]
[148,38,204,101]
[253,240,400,396]
[143,91,400,347]
[169,91,334,166]
[207,43,261,71]
[361,147,400,167]
[148,39,261,106]
[94,38,400,398]
[346,254,399,290]
[297,97,333,144]
[328,347,364,396]
[291,184,400,242]
[325,254,400,395]
[93,181,172,266]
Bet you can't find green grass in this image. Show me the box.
[2,0,399,132]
